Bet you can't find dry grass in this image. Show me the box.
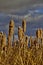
[0,20,43,65]
[0,43,43,65]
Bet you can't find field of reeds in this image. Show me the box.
[0,19,43,65]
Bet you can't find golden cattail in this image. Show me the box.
[7,35,12,47]
[36,29,40,38]
[8,20,15,43]
[0,32,3,47]
[25,35,29,46]
[0,32,3,39]
[1,33,7,49]
[22,19,26,32]
[9,20,14,36]
[29,36,33,47]
[40,28,42,38]
[18,26,23,41]
[41,38,43,45]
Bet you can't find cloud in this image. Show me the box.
[1,10,43,22]
[5,12,43,22]
[0,0,43,13]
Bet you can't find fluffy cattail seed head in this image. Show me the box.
[9,20,14,36]
[18,26,23,41]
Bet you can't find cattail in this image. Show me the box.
[40,28,42,38]
[9,20,14,36]
[1,33,7,50]
[41,38,43,45]
[25,35,29,46]
[22,19,26,33]
[8,20,15,43]
[36,29,40,39]
[7,36,12,47]
[0,32,3,47]
[29,36,33,47]
[0,32,3,40]
[18,26,23,41]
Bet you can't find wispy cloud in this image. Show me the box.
[3,12,43,22]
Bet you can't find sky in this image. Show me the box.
[0,0,43,13]
[0,0,43,36]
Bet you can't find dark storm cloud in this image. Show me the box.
[0,0,43,12]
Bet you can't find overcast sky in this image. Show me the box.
[0,0,43,13]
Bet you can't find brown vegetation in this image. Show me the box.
[0,19,43,65]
